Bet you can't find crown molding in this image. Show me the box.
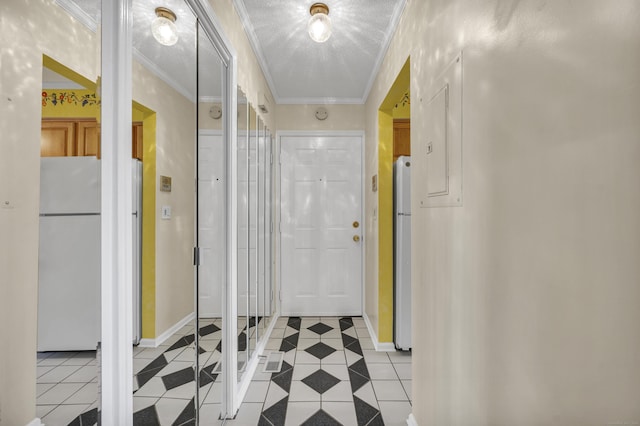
[361,0,408,104]
[199,96,223,103]
[231,0,280,102]
[276,96,365,105]
[55,0,98,33]
[133,48,196,102]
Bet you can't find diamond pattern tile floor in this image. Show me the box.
[37,316,411,425]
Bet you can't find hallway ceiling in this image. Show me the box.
[233,0,406,104]
[54,0,406,104]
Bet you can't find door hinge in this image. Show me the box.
[193,247,200,266]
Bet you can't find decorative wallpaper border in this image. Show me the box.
[42,91,100,107]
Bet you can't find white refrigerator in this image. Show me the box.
[37,157,142,351]
[394,156,412,351]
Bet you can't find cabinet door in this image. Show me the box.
[77,121,100,158]
[41,121,75,157]
[393,119,411,161]
[132,123,143,161]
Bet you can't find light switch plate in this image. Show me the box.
[161,205,171,219]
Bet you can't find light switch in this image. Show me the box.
[161,205,172,220]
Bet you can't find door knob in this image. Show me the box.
[353,235,360,242]
[353,221,360,228]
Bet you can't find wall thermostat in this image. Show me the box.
[315,107,328,120]
[209,105,222,119]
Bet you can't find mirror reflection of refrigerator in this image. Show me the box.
[37,157,142,351]
[394,156,412,351]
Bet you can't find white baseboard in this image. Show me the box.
[26,418,44,426]
[363,312,396,352]
[407,413,418,426]
[138,312,195,348]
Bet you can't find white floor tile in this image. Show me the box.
[136,346,169,359]
[263,382,288,410]
[401,380,412,401]
[38,365,82,383]
[296,338,321,350]
[345,350,363,366]
[323,401,358,426]
[226,402,263,425]
[319,329,342,339]
[353,382,379,409]
[372,380,408,401]
[41,403,91,426]
[321,364,349,381]
[133,395,158,412]
[299,328,321,339]
[368,363,399,380]
[321,338,344,350]
[63,365,97,383]
[38,352,79,366]
[388,350,412,364]
[204,382,222,404]
[394,362,412,380]
[62,352,95,366]
[284,401,321,426]
[37,383,56,397]
[35,404,56,420]
[294,351,321,365]
[244,380,270,403]
[292,364,319,381]
[288,381,321,402]
[363,350,391,364]
[358,337,375,350]
[199,403,223,425]
[36,366,54,378]
[342,327,358,338]
[157,360,193,376]
[37,383,84,405]
[322,350,346,364]
[163,381,196,400]
[64,382,97,404]
[134,377,167,398]
[321,381,353,402]
[154,396,191,424]
[378,400,413,426]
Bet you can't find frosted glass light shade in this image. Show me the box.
[308,12,331,43]
[152,14,178,46]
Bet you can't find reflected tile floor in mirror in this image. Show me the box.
[36,316,412,425]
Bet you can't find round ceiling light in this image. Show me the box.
[308,3,332,43]
[152,7,178,46]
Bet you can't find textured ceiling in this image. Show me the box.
[54,0,405,104]
[235,0,406,104]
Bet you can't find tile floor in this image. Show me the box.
[36,316,412,425]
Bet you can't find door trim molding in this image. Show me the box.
[275,130,365,317]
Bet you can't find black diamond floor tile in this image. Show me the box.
[261,395,288,426]
[283,332,300,347]
[139,354,169,376]
[199,323,221,337]
[271,361,294,393]
[79,407,98,426]
[279,339,297,353]
[339,317,354,331]
[301,409,343,426]
[199,364,218,387]
[348,358,370,379]
[301,369,341,394]
[161,366,195,391]
[345,340,363,356]
[133,405,161,426]
[348,368,369,393]
[342,333,358,348]
[354,396,381,426]
[172,398,195,426]
[307,322,334,335]
[366,412,385,426]
[304,342,337,360]
[166,334,195,352]
[238,332,247,352]
[287,317,302,330]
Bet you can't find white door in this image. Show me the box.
[280,134,362,316]
[198,132,224,317]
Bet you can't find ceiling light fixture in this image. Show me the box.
[152,7,178,46]
[308,3,332,43]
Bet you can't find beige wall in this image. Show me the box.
[209,0,275,131]
[0,0,99,424]
[275,104,365,131]
[365,0,640,424]
[132,62,196,336]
